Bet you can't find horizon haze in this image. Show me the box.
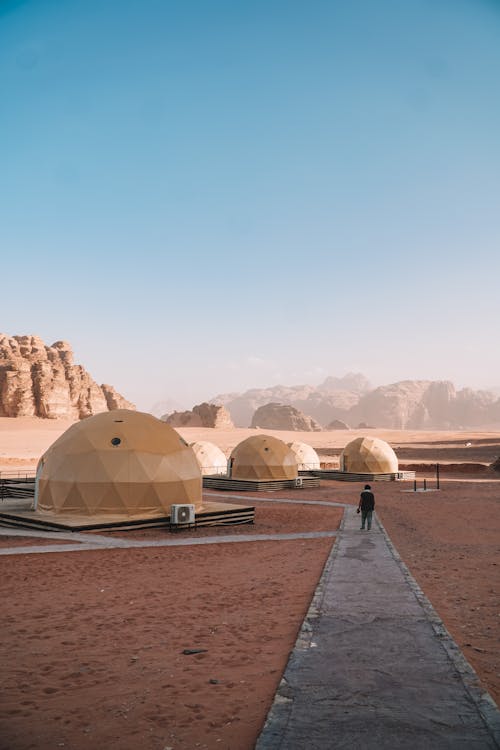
[1,0,499,411]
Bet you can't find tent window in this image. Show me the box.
[111,437,121,446]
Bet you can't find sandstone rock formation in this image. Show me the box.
[102,384,134,412]
[0,334,134,419]
[164,402,234,429]
[250,403,322,431]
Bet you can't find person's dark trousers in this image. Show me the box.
[361,509,373,529]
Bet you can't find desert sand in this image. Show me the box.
[1,417,500,472]
[0,418,499,749]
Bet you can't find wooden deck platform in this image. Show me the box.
[0,500,255,533]
[202,475,320,492]
[304,469,416,482]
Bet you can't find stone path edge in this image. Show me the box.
[0,530,337,556]
[376,512,500,746]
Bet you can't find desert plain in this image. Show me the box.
[0,417,499,750]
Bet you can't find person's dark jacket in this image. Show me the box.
[359,490,375,511]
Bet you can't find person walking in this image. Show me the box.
[358,484,375,530]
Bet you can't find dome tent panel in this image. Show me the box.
[91,483,129,515]
[161,451,207,483]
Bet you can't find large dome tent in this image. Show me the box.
[36,409,202,518]
[287,441,321,471]
[229,435,298,481]
[190,441,227,476]
[339,436,398,474]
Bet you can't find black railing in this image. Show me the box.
[0,474,36,501]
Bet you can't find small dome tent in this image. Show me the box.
[287,441,321,471]
[36,409,202,517]
[339,436,398,474]
[229,435,298,481]
[190,441,227,476]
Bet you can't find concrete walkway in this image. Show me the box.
[256,506,500,750]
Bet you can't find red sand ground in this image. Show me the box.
[0,536,333,750]
[105,501,343,539]
[1,483,499,750]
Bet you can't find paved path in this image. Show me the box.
[256,506,500,750]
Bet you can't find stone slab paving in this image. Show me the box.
[0,529,336,555]
[206,492,347,508]
[256,506,500,750]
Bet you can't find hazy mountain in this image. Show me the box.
[317,372,372,394]
[210,374,500,429]
[211,373,370,427]
[149,398,186,418]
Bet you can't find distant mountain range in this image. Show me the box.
[211,373,500,430]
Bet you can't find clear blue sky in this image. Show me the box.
[1,0,499,411]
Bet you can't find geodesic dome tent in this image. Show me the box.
[229,435,298,481]
[36,409,202,517]
[190,441,227,476]
[339,436,398,474]
[287,441,321,471]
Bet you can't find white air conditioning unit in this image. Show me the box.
[170,504,195,525]
[295,477,303,488]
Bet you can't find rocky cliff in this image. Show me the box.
[163,402,234,429]
[250,403,322,431]
[0,334,135,419]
